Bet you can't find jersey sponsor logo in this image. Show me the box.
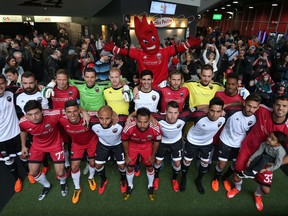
[152,95,157,101]
[112,128,118,133]
[248,121,253,126]
[218,122,223,127]
[7,96,12,102]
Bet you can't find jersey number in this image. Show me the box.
[263,174,273,183]
[55,151,64,161]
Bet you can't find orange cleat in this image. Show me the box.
[153,178,160,190]
[27,174,36,184]
[72,187,82,204]
[134,169,140,177]
[223,179,231,191]
[227,187,240,199]
[98,179,108,195]
[211,179,219,192]
[120,180,127,193]
[171,179,179,192]
[254,195,263,211]
[42,166,50,175]
[14,178,22,193]
[88,178,97,191]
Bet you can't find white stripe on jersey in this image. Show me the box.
[159,119,185,144]
[123,121,136,133]
[92,124,123,146]
[187,116,225,146]
[220,111,256,148]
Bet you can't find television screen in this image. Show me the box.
[212,14,222,20]
[150,1,177,15]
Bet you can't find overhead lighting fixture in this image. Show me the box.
[227,11,234,15]
[221,7,226,9]
[249,6,253,9]
[233,1,238,3]
[272,3,278,6]
[226,4,231,7]
[206,9,209,12]
[214,9,218,11]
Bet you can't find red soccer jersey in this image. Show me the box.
[59,116,98,146]
[51,85,79,110]
[215,90,244,113]
[121,122,162,145]
[159,86,189,113]
[19,110,63,151]
[235,105,288,172]
[129,46,176,87]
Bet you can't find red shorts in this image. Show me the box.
[255,169,273,187]
[28,144,65,163]
[71,141,97,160]
[128,143,152,166]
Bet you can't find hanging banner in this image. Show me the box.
[153,17,174,27]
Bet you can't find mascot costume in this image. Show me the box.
[103,16,200,87]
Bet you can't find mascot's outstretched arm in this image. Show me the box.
[176,35,201,53]
[103,41,128,56]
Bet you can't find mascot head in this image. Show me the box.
[134,16,160,55]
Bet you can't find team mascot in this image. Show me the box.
[103,16,201,87]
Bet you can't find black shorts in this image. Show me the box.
[183,140,213,162]
[0,134,21,161]
[156,139,183,161]
[218,141,240,162]
[95,142,124,164]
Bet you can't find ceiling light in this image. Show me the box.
[249,6,253,9]
[227,11,234,15]
[272,3,278,6]
[207,9,209,12]
[214,9,218,11]
[226,4,231,7]
[221,7,225,9]
[233,1,238,3]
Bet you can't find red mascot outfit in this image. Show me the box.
[103,16,200,87]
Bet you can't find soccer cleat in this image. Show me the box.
[88,178,97,191]
[42,166,50,175]
[98,179,108,194]
[14,178,23,193]
[61,182,69,197]
[123,186,133,201]
[38,186,51,201]
[211,179,219,192]
[237,171,245,178]
[195,179,205,195]
[254,195,263,211]
[153,178,160,190]
[72,187,82,204]
[171,179,179,192]
[27,174,36,184]
[242,170,255,179]
[179,177,187,192]
[227,187,240,199]
[83,163,89,175]
[120,180,127,193]
[223,179,231,191]
[148,186,155,201]
[134,168,140,177]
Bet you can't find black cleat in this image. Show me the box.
[179,177,187,192]
[38,185,51,201]
[148,186,155,201]
[123,186,133,201]
[61,182,69,197]
[195,179,205,195]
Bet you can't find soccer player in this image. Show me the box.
[211,94,261,192]
[59,100,98,204]
[19,100,68,201]
[180,97,225,194]
[104,67,133,115]
[152,101,191,192]
[158,70,189,113]
[227,95,288,211]
[90,105,127,195]
[0,74,23,192]
[122,107,162,201]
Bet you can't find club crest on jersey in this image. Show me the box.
[147,135,152,140]
[70,151,74,156]
[68,91,73,96]
[218,122,222,127]
[152,95,157,101]
[37,97,43,103]
[112,128,118,133]
[248,121,253,126]
[45,124,51,129]
[180,92,184,97]
[209,84,213,90]
[95,87,99,93]
[177,124,181,128]
[156,53,162,60]
[7,96,12,102]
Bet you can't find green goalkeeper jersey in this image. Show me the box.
[69,79,109,111]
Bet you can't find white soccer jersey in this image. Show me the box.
[220,110,256,148]
[134,90,160,112]
[187,116,225,146]
[159,119,185,144]
[0,91,20,141]
[92,123,123,146]
[16,91,49,113]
